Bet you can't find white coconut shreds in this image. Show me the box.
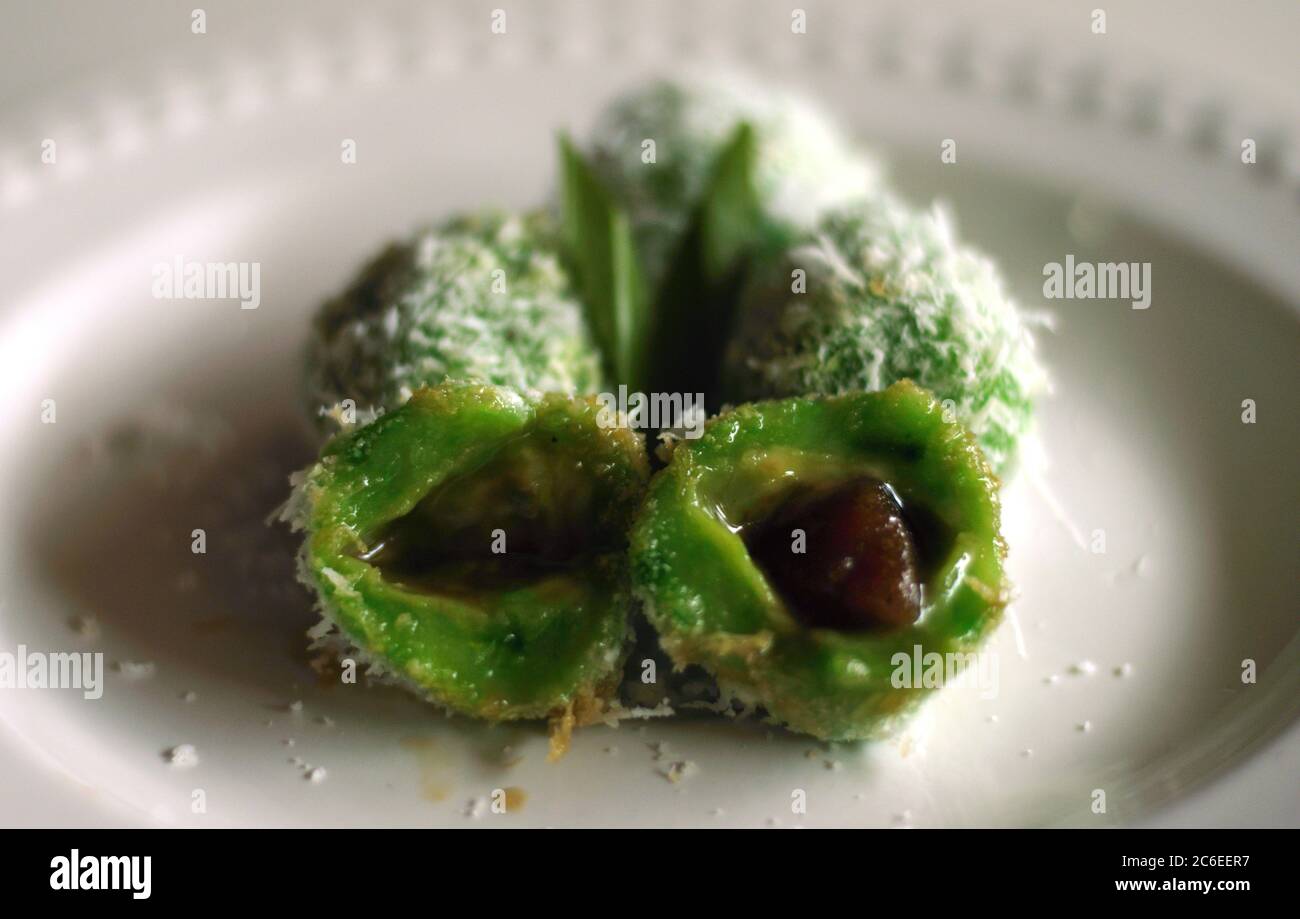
[584,75,882,288]
[165,744,199,768]
[723,193,1049,473]
[305,212,603,430]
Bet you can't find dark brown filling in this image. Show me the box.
[747,477,949,633]
[358,526,585,598]
[354,444,608,597]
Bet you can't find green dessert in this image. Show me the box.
[286,381,649,751]
[306,212,605,427]
[722,197,1046,472]
[286,78,1043,750]
[629,381,1008,741]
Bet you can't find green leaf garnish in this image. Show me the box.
[557,133,651,392]
[696,123,765,280]
[647,123,769,405]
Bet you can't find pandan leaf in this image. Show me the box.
[557,133,651,392]
[648,123,769,406]
[696,122,765,280]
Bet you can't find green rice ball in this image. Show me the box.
[584,77,881,286]
[722,196,1047,473]
[306,212,604,425]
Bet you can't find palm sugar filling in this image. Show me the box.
[747,477,953,632]
[356,435,616,598]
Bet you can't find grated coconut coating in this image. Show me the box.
[306,212,604,424]
[584,76,881,287]
[722,196,1047,472]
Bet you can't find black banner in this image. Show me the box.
[2,829,1282,904]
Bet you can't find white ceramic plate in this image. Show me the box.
[1,1,1296,827]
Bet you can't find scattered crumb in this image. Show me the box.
[320,401,357,430]
[502,786,528,811]
[986,714,999,724]
[71,615,100,640]
[1021,748,1034,757]
[462,797,488,819]
[710,807,725,817]
[283,738,295,747]
[180,690,198,703]
[1076,720,1093,733]
[1043,674,1060,686]
[659,760,698,784]
[1108,555,1154,584]
[766,817,781,827]
[1113,663,1133,678]
[316,715,334,727]
[647,741,672,761]
[604,746,619,755]
[287,700,303,714]
[1069,660,1097,677]
[287,756,327,782]
[824,759,843,771]
[612,700,675,720]
[165,744,199,768]
[114,660,156,679]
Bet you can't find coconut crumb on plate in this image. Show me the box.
[114,660,156,679]
[165,744,199,768]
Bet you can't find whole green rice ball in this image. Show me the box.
[584,77,881,287]
[306,212,604,425]
[722,196,1047,473]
